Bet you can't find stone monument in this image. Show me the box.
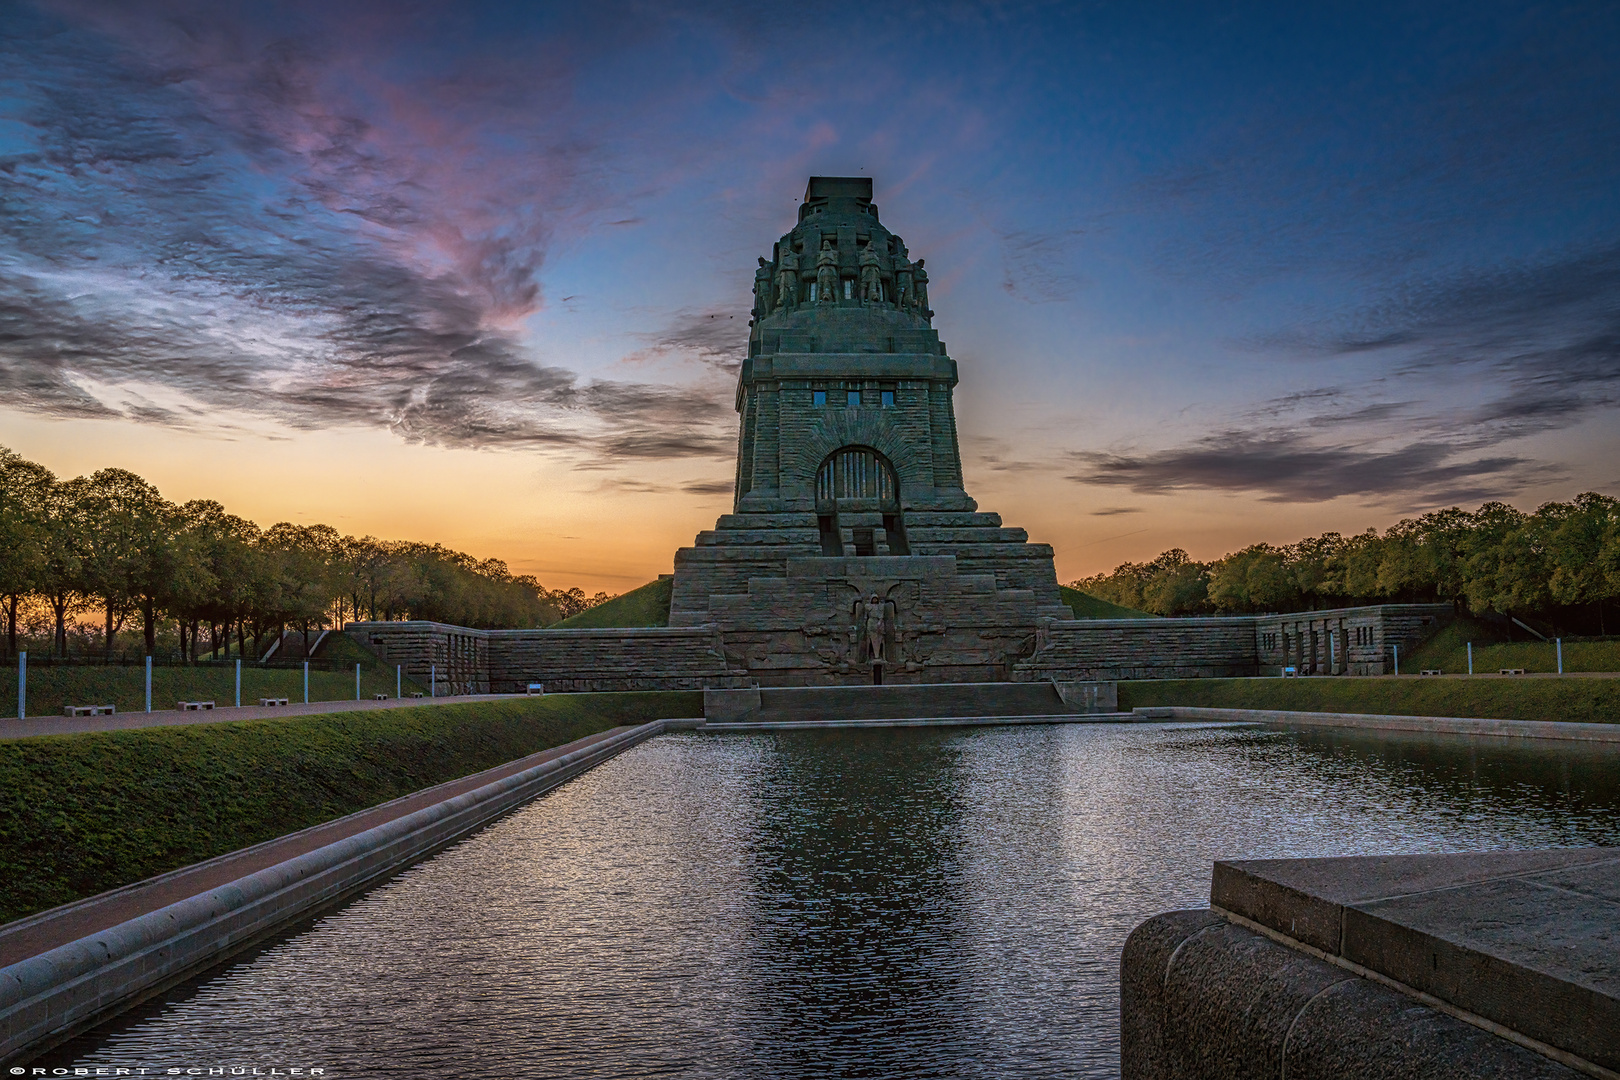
[670,176,1070,685]
[349,178,1453,693]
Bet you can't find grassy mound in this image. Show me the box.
[0,690,699,924]
[1118,676,1620,725]
[3,660,423,719]
[1059,585,1157,620]
[551,577,673,628]
[1403,615,1619,674]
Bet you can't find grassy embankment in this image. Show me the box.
[0,690,700,924]
[551,577,673,628]
[1402,615,1620,674]
[1119,676,1620,725]
[1058,585,1156,619]
[1,633,424,718]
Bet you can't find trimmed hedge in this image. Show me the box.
[0,691,699,924]
[1118,676,1620,725]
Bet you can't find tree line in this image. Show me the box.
[1073,494,1620,632]
[0,447,611,660]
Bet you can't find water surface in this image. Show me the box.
[59,722,1620,1078]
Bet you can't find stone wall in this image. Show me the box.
[486,626,745,693]
[1016,603,1453,682]
[1016,616,1262,681]
[346,622,746,694]
[345,621,490,695]
[351,603,1453,693]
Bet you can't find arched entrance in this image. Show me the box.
[814,446,908,556]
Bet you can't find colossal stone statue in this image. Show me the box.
[859,243,883,303]
[892,252,913,311]
[912,258,930,316]
[751,257,773,321]
[776,246,798,309]
[816,240,839,303]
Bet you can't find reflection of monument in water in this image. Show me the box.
[350,179,1450,694]
[668,176,1070,685]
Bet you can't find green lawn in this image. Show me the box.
[3,655,424,718]
[551,577,673,628]
[1403,615,1620,674]
[1118,676,1620,725]
[1059,585,1157,619]
[0,690,700,924]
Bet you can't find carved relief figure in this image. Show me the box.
[892,252,913,311]
[859,243,883,302]
[776,246,799,309]
[911,258,930,315]
[816,239,839,304]
[751,257,773,320]
[862,593,887,663]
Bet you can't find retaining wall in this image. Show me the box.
[1123,848,1620,1079]
[347,622,748,693]
[0,720,684,1064]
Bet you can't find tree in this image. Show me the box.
[1208,544,1294,612]
[76,469,181,658]
[1545,493,1620,633]
[0,447,53,656]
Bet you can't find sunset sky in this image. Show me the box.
[3,1,1617,593]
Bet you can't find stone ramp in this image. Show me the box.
[703,680,1113,724]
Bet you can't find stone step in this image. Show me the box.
[707,681,1076,723]
[903,512,1004,528]
[905,526,1031,543]
[696,531,822,544]
[714,513,820,529]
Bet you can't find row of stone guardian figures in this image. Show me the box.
[752,242,931,319]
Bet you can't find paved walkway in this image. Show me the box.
[0,693,525,740]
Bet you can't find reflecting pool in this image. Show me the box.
[58,722,1620,1078]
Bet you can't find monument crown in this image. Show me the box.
[737,177,961,520]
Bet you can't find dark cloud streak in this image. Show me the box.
[0,3,733,460]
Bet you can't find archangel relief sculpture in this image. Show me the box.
[858,593,889,664]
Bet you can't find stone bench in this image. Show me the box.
[258,697,289,707]
[1500,667,1526,675]
[1420,669,1442,676]
[177,700,215,711]
[63,704,115,717]
[373,693,389,701]
[409,691,425,698]
[526,683,545,696]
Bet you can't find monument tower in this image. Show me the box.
[669,177,1070,684]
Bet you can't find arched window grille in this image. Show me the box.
[816,446,897,503]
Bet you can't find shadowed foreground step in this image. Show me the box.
[1122,848,1620,1079]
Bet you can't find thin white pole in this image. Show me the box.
[1393,643,1399,676]
[396,664,401,699]
[1467,642,1473,675]
[145,656,152,712]
[356,663,361,700]
[235,658,241,707]
[303,661,309,704]
[1557,638,1563,675]
[17,651,24,720]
